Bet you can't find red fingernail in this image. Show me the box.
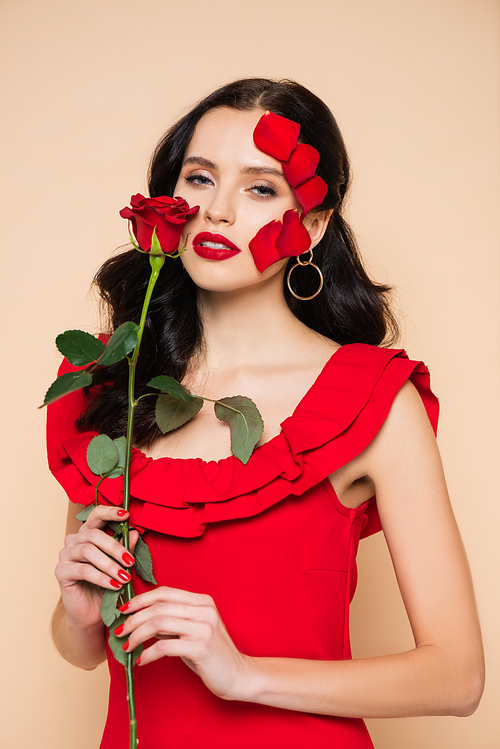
[117,570,131,582]
[119,601,130,612]
[135,656,141,666]
[110,580,122,589]
[122,552,135,566]
[122,640,129,651]
[117,509,127,517]
[114,624,124,636]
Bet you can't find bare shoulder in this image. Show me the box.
[364,379,440,492]
[330,380,434,509]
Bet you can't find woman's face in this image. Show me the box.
[173,107,301,293]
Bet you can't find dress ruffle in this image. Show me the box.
[46,344,438,539]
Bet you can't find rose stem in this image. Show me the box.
[122,248,166,749]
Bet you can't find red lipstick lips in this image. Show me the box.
[192,232,241,261]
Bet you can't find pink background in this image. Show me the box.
[1,0,498,746]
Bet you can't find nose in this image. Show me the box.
[203,186,235,226]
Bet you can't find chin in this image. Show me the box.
[180,255,284,294]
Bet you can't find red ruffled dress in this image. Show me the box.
[47,343,438,748]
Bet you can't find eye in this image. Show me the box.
[249,183,278,199]
[184,173,213,187]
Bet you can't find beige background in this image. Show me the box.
[1,0,498,746]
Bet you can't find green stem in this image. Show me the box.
[121,250,166,749]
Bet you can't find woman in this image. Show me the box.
[48,78,484,747]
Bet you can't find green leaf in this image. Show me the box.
[128,227,142,252]
[107,612,144,667]
[75,504,94,522]
[87,434,119,476]
[148,375,196,402]
[101,589,121,627]
[107,436,127,479]
[150,226,163,256]
[98,321,139,366]
[214,396,264,465]
[41,371,92,407]
[155,393,203,434]
[134,535,157,585]
[55,330,105,366]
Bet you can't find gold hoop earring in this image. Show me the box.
[286,249,324,301]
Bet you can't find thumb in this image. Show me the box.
[129,529,140,555]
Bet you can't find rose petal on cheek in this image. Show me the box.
[253,111,301,162]
[248,219,283,273]
[282,144,320,188]
[275,209,311,259]
[293,175,328,217]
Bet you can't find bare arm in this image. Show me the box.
[51,502,138,670]
[233,382,484,717]
[115,382,484,717]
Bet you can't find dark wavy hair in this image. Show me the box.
[77,77,398,445]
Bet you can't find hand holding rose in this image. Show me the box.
[114,586,252,702]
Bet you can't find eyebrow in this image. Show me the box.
[182,156,285,179]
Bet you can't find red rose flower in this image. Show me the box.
[119,194,199,254]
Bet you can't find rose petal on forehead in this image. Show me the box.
[282,144,320,188]
[294,175,328,216]
[253,111,301,162]
[275,210,311,259]
[248,219,283,273]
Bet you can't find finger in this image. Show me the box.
[57,556,128,592]
[67,526,135,569]
[58,537,132,588]
[82,505,130,531]
[136,636,202,667]
[119,586,214,614]
[129,530,140,555]
[114,601,216,638]
[120,616,207,654]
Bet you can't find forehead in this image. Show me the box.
[184,107,277,166]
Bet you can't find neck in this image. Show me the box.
[194,274,313,372]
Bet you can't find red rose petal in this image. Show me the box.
[155,220,183,254]
[248,219,283,272]
[294,175,328,216]
[253,111,301,162]
[146,196,176,208]
[132,215,155,251]
[129,193,146,208]
[119,206,133,220]
[275,210,311,259]
[282,144,320,188]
